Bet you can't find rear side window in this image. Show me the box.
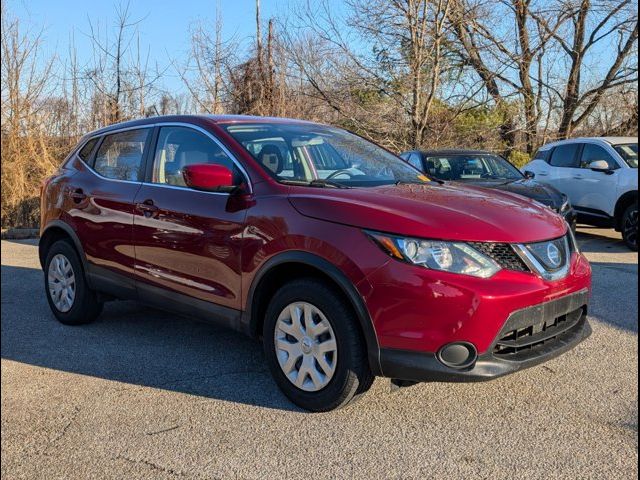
[533,148,551,162]
[93,129,150,181]
[549,144,580,168]
[78,138,98,161]
[580,144,619,170]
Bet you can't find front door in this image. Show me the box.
[566,143,621,216]
[132,125,249,316]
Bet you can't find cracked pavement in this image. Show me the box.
[1,227,638,479]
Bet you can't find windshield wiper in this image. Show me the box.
[309,179,351,188]
[396,179,444,186]
[279,179,351,189]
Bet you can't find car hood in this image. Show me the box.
[454,178,564,209]
[288,182,567,243]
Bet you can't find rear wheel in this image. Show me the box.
[263,278,373,412]
[44,240,103,325]
[621,202,638,251]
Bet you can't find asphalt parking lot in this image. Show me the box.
[1,227,637,479]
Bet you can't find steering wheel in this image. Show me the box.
[325,169,354,180]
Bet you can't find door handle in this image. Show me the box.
[68,188,87,203]
[573,175,584,179]
[538,172,549,176]
[135,199,159,218]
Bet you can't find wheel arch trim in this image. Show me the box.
[39,221,90,282]
[614,190,638,230]
[243,251,382,375]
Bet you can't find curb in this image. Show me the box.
[1,228,40,240]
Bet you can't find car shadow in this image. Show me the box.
[2,252,636,411]
[0,264,301,412]
[575,228,630,254]
[587,260,638,334]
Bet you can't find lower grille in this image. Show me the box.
[469,242,530,272]
[492,290,589,359]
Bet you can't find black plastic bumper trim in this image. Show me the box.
[379,316,591,383]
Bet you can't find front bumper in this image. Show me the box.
[379,289,591,382]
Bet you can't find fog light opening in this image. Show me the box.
[437,342,477,369]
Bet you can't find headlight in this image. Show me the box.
[366,231,501,278]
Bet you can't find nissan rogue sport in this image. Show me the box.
[40,115,592,411]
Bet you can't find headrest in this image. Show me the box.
[259,145,283,174]
[175,149,209,167]
[424,160,435,173]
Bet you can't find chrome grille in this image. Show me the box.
[513,234,572,281]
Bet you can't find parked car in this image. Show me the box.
[40,115,592,411]
[522,137,638,250]
[400,149,577,230]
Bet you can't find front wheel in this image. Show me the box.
[621,202,638,251]
[263,278,373,412]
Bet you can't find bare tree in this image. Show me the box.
[450,0,638,153]
[2,0,637,229]
[177,4,239,114]
[1,4,58,227]
[534,0,638,137]
[84,1,162,125]
[283,0,458,149]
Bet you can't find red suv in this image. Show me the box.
[40,115,592,411]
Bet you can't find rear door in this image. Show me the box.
[69,127,152,297]
[543,143,582,199]
[132,124,250,316]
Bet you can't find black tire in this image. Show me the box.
[263,278,374,412]
[621,202,638,251]
[44,239,103,325]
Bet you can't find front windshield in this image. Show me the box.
[614,143,638,168]
[223,123,429,187]
[423,154,523,181]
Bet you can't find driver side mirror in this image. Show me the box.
[524,170,535,179]
[182,164,237,192]
[588,160,614,174]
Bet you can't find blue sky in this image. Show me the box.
[10,0,303,91]
[7,0,628,97]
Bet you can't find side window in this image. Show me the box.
[78,138,98,162]
[152,126,239,186]
[407,153,423,171]
[423,157,437,176]
[549,144,580,168]
[94,129,149,181]
[580,144,619,170]
[533,148,551,162]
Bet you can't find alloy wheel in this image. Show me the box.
[274,302,338,392]
[47,253,76,312]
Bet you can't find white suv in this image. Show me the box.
[522,137,638,250]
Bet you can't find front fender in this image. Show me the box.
[242,248,382,376]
